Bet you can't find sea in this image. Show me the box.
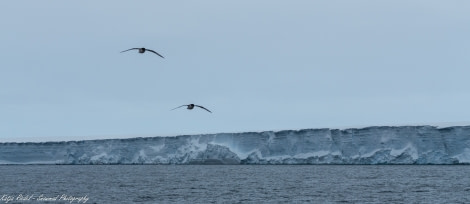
[0,165,469,204]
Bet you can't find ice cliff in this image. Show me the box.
[1,126,469,164]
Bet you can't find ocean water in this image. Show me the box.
[0,165,469,203]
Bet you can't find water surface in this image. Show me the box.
[0,165,469,203]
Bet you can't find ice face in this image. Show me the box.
[1,125,469,164]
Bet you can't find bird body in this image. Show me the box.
[171,104,212,113]
[121,47,164,58]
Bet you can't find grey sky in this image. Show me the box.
[1,1,469,142]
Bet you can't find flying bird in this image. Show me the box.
[120,47,164,58]
[171,104,212,113]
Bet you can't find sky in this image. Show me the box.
[1,1,469,142]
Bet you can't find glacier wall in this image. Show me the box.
[1,126,470,164]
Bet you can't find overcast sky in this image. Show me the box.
[1,1,469,142]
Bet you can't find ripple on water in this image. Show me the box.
[0,165,469,203]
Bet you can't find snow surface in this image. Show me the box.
[1,125,469,164]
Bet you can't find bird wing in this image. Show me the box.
[171,105,187,111]
[146,49,165,58]
[120,48,139,53]
[195,105,212,113]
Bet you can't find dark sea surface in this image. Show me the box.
[0,165,469,204]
